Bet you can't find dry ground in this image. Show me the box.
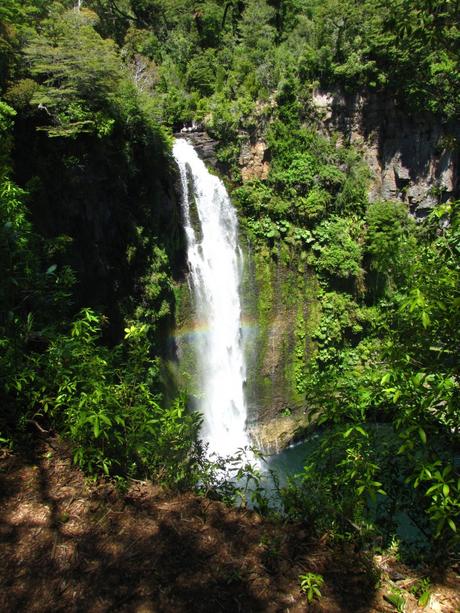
[0,438,458,612]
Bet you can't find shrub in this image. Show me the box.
[312,216,364,281]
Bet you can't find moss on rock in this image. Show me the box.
[241,240,320,450]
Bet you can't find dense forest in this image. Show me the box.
[1,0,459,605]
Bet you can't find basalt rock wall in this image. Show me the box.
[312,89,459,216]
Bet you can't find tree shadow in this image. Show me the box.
[0,441,384,612]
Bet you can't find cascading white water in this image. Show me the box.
[173,138,249,456]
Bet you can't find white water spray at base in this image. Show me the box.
[173,138,250,456]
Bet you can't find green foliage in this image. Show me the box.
[0,172,74,392]
[0,99,15,131]
[25,8,124,137]
[306,0,459,118]
[0,157,202,490]
[0,0,459,567]
[282,421,386,539]
[85,0,459,129]
[0,100,16,167]
[233,119,368,280]
[286,203,460,557]
[365,201,416,294]
[233,0,276,94]
[211,10,458,556]
[196,446,273,514]
[299,572,324,603]
[410,577,431,607]
[134,244,175,325]
[11,308,203,487]
[265,120,368,222]
[385,587,406,612]
[312,216,364,281]
[3,78,38,111]
[293,309,307,395]
[0,1,200,492]
[77,0,460,131]
[186,49,216,96]
[310,291,371,365]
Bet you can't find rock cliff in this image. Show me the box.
[313,90,459,216]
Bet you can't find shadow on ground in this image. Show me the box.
[0,439,381,612]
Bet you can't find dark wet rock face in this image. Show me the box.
[312,90,459,217]
[175,132,219,169]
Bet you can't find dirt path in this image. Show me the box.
[0,438,458,612]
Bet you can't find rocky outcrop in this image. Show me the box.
[247,414,307,454]
[176,131,219,168]
[239,140,270,181]
[235,91,458,215]
[312,89,459,216]
[178,124,271,182]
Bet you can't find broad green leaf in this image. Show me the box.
[418,591,430,607]
[421,311,430,328]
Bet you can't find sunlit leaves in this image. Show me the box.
[24,8,124,136]
[312,215,364,281]
[39,308,203,485]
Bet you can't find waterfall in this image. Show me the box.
[173,138,250,456]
